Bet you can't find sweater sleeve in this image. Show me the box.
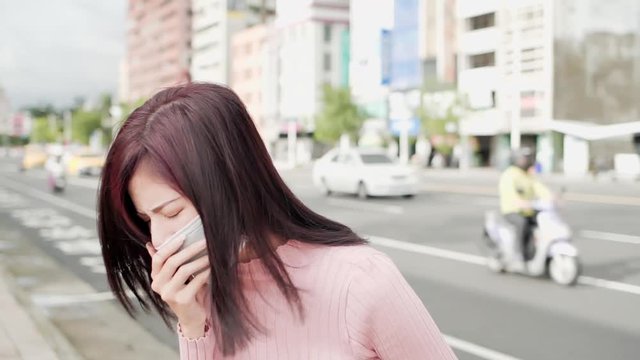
[346,252,457,360]
[177,320,217,360]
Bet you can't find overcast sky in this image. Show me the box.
[0,0,126,110]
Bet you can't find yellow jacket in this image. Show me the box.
[499,166,552,216]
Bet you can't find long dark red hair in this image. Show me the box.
[97,83,365,355]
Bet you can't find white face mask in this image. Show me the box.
[156,215,205,252]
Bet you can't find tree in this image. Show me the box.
[72,109,102,145]
[30,116,59,143]
[22,103,57,118]
[314,85,365,145]
[418,93,466,155]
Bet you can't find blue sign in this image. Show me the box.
[381,29,392,86]
[390,118,421,136]
[389,0,422,90]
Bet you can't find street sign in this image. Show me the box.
[389,118,420,136]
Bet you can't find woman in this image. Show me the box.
[98,83,456,359]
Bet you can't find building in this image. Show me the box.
[420,0,458,86]
[276,0,350,133]
[348,0,393,118]
[230,24,270,134]
[456,0,640,174]
[191,0,275,84]
[125,0,192,102]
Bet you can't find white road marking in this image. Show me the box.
[23,171,100,189]
[367,235,640,297]
[31,290,136,307]
[40,225,94,241]
[54,239,102,256]
[444,335,522,360]
[79,256,107,274]
[4,176,640,296]
[0,177,96,218]
[579,230,640,245]
[327,198,404,214]
[367,235,485,265]
[577,276,640,296]
[422,183,640,207]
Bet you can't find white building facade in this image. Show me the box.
[457,0,640,174]
[457,0,554,169]
[191,0,275,84]
[348,0,393,118]
[276,0,350,132]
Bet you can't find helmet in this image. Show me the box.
[511,148,535,171]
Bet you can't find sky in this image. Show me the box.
[0,0,126,110]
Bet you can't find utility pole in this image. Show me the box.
[64,110,72,145]
[260,0,267,23]
[510,8,522,150]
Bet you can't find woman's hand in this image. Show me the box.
[146,237,211,338]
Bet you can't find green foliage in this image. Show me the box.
[418,93,466,154]
[23,104,58,118]
[72,110,102,145]
[30,116,59,143]
[314,85,365,144]
[418,98,460,137]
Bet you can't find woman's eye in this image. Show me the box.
[166,209,183,219]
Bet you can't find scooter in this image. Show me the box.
[45,156,67,193]
[482,200,581,286]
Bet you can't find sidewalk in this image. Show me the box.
[0,265,61,360]
[0,215,178,360]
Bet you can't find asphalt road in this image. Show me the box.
[1,159,638,360]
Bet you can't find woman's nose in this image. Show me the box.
[149,220,165,248]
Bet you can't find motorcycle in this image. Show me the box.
[482,199,581,286]
[45,155,67,193]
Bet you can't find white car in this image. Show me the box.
[312,148,419,199]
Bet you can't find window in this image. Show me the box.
[339,154,355,164]
[360,154,393,164]
[468,13,495,30]
[520,91,541,118]
[324,53,331,71]
[469,52,495,68]
[323,24,331,43]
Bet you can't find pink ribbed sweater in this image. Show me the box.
[178,240,457,359]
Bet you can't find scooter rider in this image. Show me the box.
[499,148,552,270]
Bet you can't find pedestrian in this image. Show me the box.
[97,83,456,359]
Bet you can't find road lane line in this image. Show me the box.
[23,171,100,190]
[367,235,640,297]
[367,235,485,265]
[422,183,640,207]
[4,174,640,297]
[577,276,640,296]
[580,230,640,245]
[327,198,405,214]
[444,335,522,360]
[0,176,96,218]
[31,291,136,307]
[32,292,117,306]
